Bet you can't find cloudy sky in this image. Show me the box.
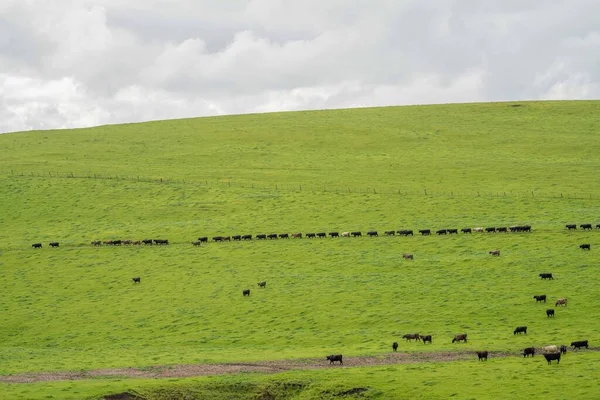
[1,0,599,133]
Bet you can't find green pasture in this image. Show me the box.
[0,100,599,398]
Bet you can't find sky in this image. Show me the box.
[1,0,599,133]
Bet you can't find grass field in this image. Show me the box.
[1,101,599,399]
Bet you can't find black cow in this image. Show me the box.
[448,229,458,234]
[560,345,568,354]
[580,244,591,250]
[398,230,413,236]
[91,240,101,246]
[256,234,267,240]
[242,235,252,240]
[596,224,600,230]
[278,233,289,239]
[461,228,472,234]
[523,347,535,357]
[544,353,561,365]
[232,235,242,241]
[384,230,395,236]
[351,231,361,237]
[32,243,42,248]
[213,236,223,242]
[534,295,547,303]
[436,229,447,235]
[49,242,59,247]
[546,309,555,317]
[367,231,378,237]
[257,281,266,288]
[329,232,339,238]
[497,227,508,233]
[477,351,488,361]
[514,326,527,335]
[539,273,554,280]
[267,234,278,239]
[154,239,169,245]
[132,277,141,284]
[581,224,592,230]
[566,224,577,230]
[192,241,201,246]
[419,229,430,236]
[485,227,496,233]
[142,239,153,245]
[571,340,589,350]
[243,289,250,296]
[326,354,343,365]
[112,239,122,246]
[306,233,316,238]
[392,342,398,351]
[316,232,326,238]
[420,335,432,344]
[198,237,208,243]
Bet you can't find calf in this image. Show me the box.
[539,273,554,280]
[566,224,577,230]
[544,353,561,365]
[477,351,488,361]
[392,342,398,352]
[326,354,343,365]
[420,335,432,344]
[49,242,59,247]
[367,231,378,237]
[579,243,591,250]
[452,334,468,343]
[560,345,568,354]
[522,347,535,357]
[132,277,141,284]
[402,333,420,342]
[580,223,592,230]
[571,340,589,350]
[489,250,500,256]
[546,309,555,317]
[403,253,414,260]
[32,243,42,248]
[243,289,250,296]
[257,281,266,288]
[533,295,547,303]
[555,298,567,307]
[514,326,527,335]
[329,232,339,238]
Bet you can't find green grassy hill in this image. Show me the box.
[1,101,600,399]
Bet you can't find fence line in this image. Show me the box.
[5,170,597,200]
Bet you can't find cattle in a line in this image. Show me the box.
[113,239,123,246]
[213,236,223,242]
[267,234,278,239]
[392,342,398,351]
[49,242,59,247]
[192,241,202,246]
[329,232,339,238]
[543,345,559,354]
[142,239,153,245]
[473,227,484,233]
[596,224,600,230]
[351,231,361,237]
[232,235,242,241]
[522,347,535,357]
[292,233,302,239]
[243,289,250,296]
[581,223,593,230]
[257,234,267,240]
[546,309,555,317]
[419,229,431,235]
[222,236,231,242]
[257,281,266,288]
[278,233,289,239]
[514,326,527,335]
[367,231,378,237]
[571,340,589,350]
[154,239,169,245]
[485,227,496,233]
[384,230,395,236]
[198,237,208,243]
[436,229,447,235]
[555,298,567,307]
[341,232,350,237]
[539,273,554,280]
[132,277,141,284]
[496,227,508,233]
[242,234,252,240]
[398,230,414,236]
[452,334,467,343]
[403,253,414,260]
[122,240,132,245]
[316,232,326,238]
[447,229,458,234]
[420,335,432,344]
[32,243,42,248]
[566,224,577,230]
[91,240,101,246]
[477,351,488,361]
[461,228,472,234]
[510,225,532,232]
[560,345,568,354]
[534,295,547,303]
[544,353,561,365]
[306,233,316,238]
[489,250,500,256]
[402,333,420,341]
[580,243,591,250]
[132,241,141,245]
[326,354,343,365]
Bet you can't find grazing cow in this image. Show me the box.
[198,237,208,243]
[292,233,302,239]
[514,326,527,335]
[91,240,101,246]
[436,229,447,235]
[473,227,484,233]
[341,232,350,237]
[392,342,398,352]
[403,253,414,260]
[243,289,250,296]
[543,345,559,354]
[420,335,432,344]
[257,281,266,288]
[566,224,577,230]
[580,244,591,250]
[306,233,316,238]
[232,235,242,241]
[539,273,554,280]
[242,234,252,240]
[256,234,267,240]
[192,241,201,246]
[142,239,153,245]
[555,298,567,307]
[571,340,589,350]
[419,229,431,236]
[367,231,378,237]
[452,334,468,343]
[278,233,289,239]
[316,232,326,238]
[448,229,458,234]
[580,224,592,230]
[384,230,395,236]
[402,333,420,342]
[32,243,42,248]
[326,354,343,365]
[477,351,488,361]
[497,227,508,233]
[329,232,339,238]
[49,242,59,247]
[522,347,535,357]
[267,234,278,239]
[399,230,414,236]
[132,277,141,284]
[544,353,561,365]
[489,250,500,256]
[485,227,496,233]
[546,309,555,317]
[351,231,362,237]
[154,239,168,245]
[560,345,568,354]
[461,228,472,234]
[534,295,547,303]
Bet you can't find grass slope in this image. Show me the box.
[1,101,599,398]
